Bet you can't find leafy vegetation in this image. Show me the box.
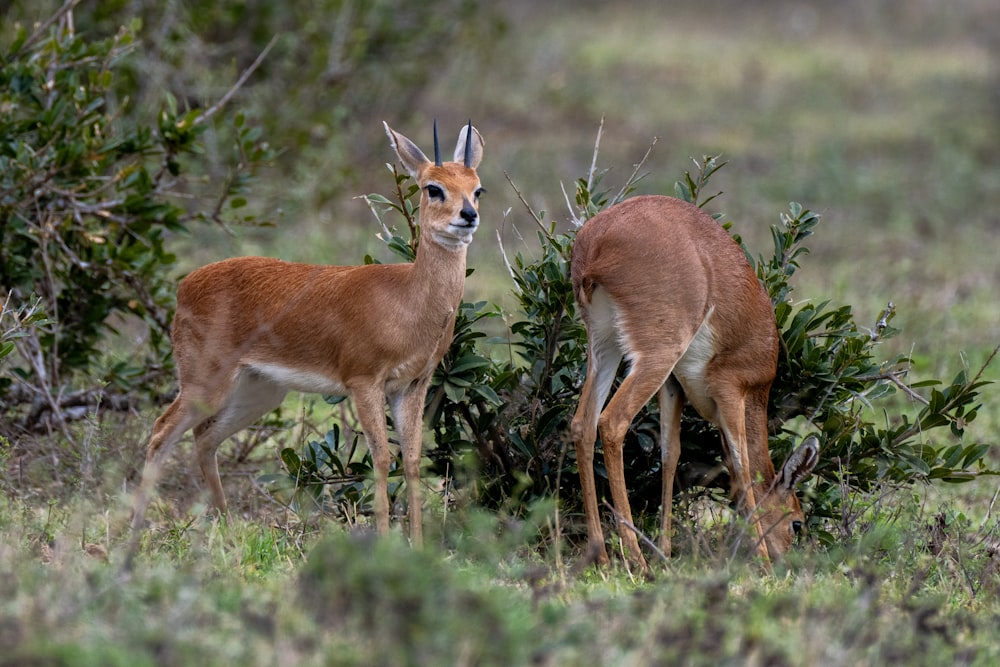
[0,5,273,434]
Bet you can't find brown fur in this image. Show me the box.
[569,195,817,571]
[129,123,485,553]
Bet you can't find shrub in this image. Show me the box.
[0,6,273,434]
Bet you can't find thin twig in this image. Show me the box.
[586,116,605,194]
[602,500,671,567]
[967,344,999,388]
[503,170,547,234]
[193,34,279,127]
[8,0,82,60]
[878,370,930,405]
[612,135,657,205]
[391,164,419,245]
[560,180,582,228]
[495,228,517,283]
[983,483,1000,530]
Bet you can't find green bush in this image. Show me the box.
[0,7,272,431]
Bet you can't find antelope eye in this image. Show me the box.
[426,184,445,200]
[474,187,485,200]
[791,520,804,536]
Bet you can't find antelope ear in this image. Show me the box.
[453,124,484,169]
[384,122,429,177]
[778,435,820,490]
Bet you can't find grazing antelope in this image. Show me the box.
[130,121,485,553]
[569,195,818,570]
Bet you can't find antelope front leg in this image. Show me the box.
[352,384,393,536]
[389,380,430,548]
[719,422,771,567]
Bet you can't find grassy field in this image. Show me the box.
[3,1,1000,664]
[2,491,999,665]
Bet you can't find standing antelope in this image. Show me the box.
[130,121,485,552]
[569,195,818,571]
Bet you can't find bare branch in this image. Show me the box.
[983,483,1000,530]
[612,135,657,205]
[560,180,583,228]
[391,164,419,245]
[586,115,605,194]
[602,500,672,568]
[496,228,517,284]
[504,170,548,235]
[966,343,999,388]
[876,370,930,405]
[8,0,82,60]
[193,35,279,127]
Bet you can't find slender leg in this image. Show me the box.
[716,392,770,564]
[570,334,622,565]
[743,385,783,560]
[597,363,673,571]
[125,392,207,571]
[132,394,204,531]
[352,383,392,536]
[389,378,431,548]
[658,376,684,557]
[193,373,286,514]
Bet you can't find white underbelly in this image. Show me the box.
[247,362,348,396]
[247,357,435,398]
[672,314,718,421]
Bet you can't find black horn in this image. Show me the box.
[463,119,473,167]
[433,119,442,167]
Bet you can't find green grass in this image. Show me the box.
[1,490,998,665]
[4,1,1000,664]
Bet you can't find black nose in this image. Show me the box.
[791,520,804,536]
[459,206,478,226]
